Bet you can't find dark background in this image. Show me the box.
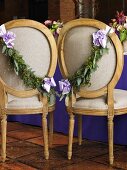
[96,0,127,23]
[0,0,127,24]
[0,0,48,24]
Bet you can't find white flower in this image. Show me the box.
[56,27,61,34]
[124,23,127,29]
[53,21,57,25]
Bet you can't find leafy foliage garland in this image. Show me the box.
[68,45,108,91]
[2,43,42,88]
[59,28,110,100]
[1,40,56,101]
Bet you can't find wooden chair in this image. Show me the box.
[57,18,124,165]
[0,19,57,162]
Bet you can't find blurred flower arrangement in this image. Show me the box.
[44,20,63,38]
[109,11,127,42]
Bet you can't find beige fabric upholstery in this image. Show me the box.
[64,26,116,91]
[66,89,127,110]
[7,94,55,110]
[0,27,50,90]
[7,95,42,109]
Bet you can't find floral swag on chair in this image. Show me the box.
[59,27,114,100]
[0,24,56,102]
[109,11,127,43]
[109,11,127,54]
[44,20,63,38]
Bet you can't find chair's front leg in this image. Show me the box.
[48,111,54,148]
[42,113,49,160]
[1,114,7,162]
[68,112,75,160]
[108,116,114,165]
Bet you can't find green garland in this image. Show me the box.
[2,43,42,88]
[68,45,108,91]
[1,40,55,101]
[59,27,111,101]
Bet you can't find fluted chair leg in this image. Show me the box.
[49,111,53,147]
[1,114,7,162]
[42,113,49,159]
[68,113,75,160]
[108,116,114,165]
[78,115,82,145]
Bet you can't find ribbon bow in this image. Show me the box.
[0,24,16,48]
[42,77,56,93]
[59,79,71,95]
[92,26,114,49]
[0,24,6,37]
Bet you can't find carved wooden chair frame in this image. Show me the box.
[0,19,57,162]
[58,18,123,165]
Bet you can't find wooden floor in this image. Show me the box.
[0,122,127,170]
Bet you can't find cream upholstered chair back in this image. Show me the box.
[63,27,116,91]
[0,19,57,91]
[58,19,123,97]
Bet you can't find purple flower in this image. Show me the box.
[116,11,126,25]
[2,31,16,48]
[59,79,71,95]
[53,31,59,38]
[93,30,107,48]
[42,77,56,93]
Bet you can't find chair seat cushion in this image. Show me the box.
[71,89,127,110]
[7,94,55,109]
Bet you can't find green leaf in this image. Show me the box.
[14,60,19,75]
[120,30,127,42]
[8,49,13,56]
[103,48,109,54]
[77,78,82,86]
[55,91,61,97]
[52,24,58,29]
[100,48,108,55]
[84,67,88,76]
[2,46,6,53]
[59,94,65,101]
[92,56,96,68]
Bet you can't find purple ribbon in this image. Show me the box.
[0,24,16,48]
[59,79,71,95]
[42,77,56,93]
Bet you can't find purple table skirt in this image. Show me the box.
[8,56,127,145]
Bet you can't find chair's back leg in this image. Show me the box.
[78,115,82,145]
[1,114,7,162]
[48,111,54,147]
